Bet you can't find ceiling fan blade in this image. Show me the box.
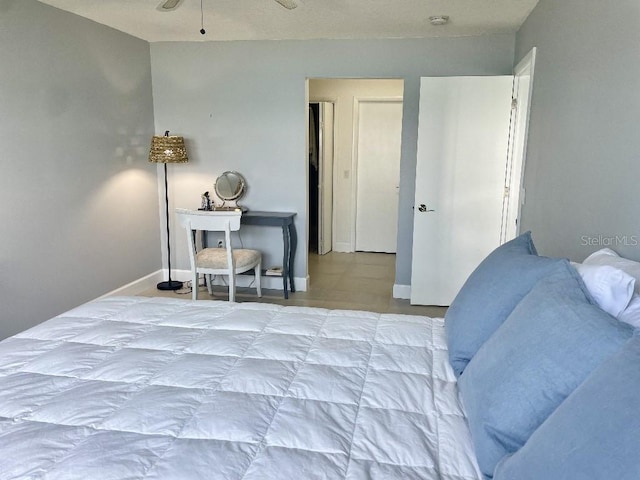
[157,0,184,12]
[274,0,298,9]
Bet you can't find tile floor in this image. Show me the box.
[141,251,447,318]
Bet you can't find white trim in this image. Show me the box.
[247,275,309,292]
[174,269,308,291]
[332,241,352,253]
[95,270,165,300]
[393,283,411,299]
[514,46,537,78]
[501,48,538,243]
[100,268,309,299]
[512,47,537,235]
[204,270,308,292]
[300,275,310,292]
[350,97,360,253]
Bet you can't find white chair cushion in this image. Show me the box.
[196,248,261,270]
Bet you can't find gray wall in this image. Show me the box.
[516,0,640,261]
[0,0,159,338]
[150,37,515,287]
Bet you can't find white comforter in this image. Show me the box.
[0,296,480,480]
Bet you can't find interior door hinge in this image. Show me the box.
[511,98,518,110]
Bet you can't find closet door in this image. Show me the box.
[355,99,403,253]
[411,76,513,305]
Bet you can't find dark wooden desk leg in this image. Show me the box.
[288,222,296,293]
[282,225,290,299]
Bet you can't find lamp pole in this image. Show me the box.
[157,161,182,290]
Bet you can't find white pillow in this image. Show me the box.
[583,248,640,294]
[619,294,640,328]
[573,263,635,318]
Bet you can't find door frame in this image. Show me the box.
[351,96,404,252]
[500,47,537,243]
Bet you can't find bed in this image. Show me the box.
[0,296,481,480]
[5,233,640,479]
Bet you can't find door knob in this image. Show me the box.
[418,204,435,213]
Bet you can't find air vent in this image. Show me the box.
[429,15,450,26]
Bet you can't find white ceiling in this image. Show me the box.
[37,0,539,43]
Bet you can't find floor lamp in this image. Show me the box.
[149,130,189,291]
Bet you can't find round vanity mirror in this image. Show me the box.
[214,171,246,209]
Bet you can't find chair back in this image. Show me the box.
[176,208,241,232]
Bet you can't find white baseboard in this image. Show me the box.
[194,269,308,292]
[294,275,308,292]
[393,283,411,299]
[101,269,308,299]
[332,242,352,253]
[96,270,165,300]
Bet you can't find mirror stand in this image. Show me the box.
[213,171,247,211]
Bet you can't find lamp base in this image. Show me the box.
[157,280,184,291]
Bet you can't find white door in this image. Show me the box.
[355,100,403,253]
[500,48,537,243]
[318,102,334,255]
[411,76,513,305]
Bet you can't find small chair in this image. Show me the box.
[176,209,262,302]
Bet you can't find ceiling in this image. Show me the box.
[37,0,539,43]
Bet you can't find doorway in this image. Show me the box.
[308,102,335,255]
[309,103,321,253]
[308,78,404,256]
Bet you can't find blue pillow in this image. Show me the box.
[457,260,634,479]
[445,231,562,376]
[493,334,640,480]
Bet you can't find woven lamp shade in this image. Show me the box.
[148,135,189,164]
